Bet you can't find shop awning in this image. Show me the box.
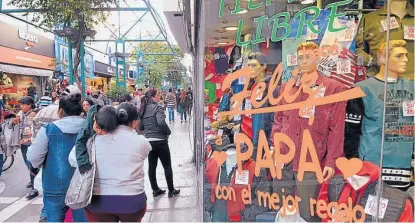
[0,63,53,77]
[94,71,113,78]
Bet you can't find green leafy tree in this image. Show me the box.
[9,0,116,88]
[131,42,183,88]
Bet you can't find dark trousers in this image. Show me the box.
[85,205,146,222]
[148,140,174,191]
[272,162,321,222]
[21,145,39,189]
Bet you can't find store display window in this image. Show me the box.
[201,0,414,222]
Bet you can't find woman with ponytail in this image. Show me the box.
[84,103,151,222]
[27,93,87,222]
[139,89,180,198]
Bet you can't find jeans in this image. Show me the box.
[43,193,87,222]
[85,205,147,222]
[21,145,39,189]
[272,162,321,222]
[148,140,175,191]
[179,107,187,121]
[0,154,3,177]
[167,107,174,122]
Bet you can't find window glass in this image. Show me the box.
[201,0,414,222]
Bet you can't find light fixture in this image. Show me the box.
[217,42,228,45]
[301,0,316,4]
[235,9,248,14]
[225,26,238,31]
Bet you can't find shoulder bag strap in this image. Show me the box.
[90,135,97,164]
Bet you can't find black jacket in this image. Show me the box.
[139,101,171,140]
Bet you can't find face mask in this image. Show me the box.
[225,149,237,175]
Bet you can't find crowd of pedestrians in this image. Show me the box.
[0,85,192,222]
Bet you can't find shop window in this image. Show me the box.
[202,0,414,222]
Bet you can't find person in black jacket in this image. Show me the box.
[138,89,180,198]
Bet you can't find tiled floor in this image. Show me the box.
[0,113,201,222]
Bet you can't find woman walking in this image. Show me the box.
[178,91,190,123]
[14,96,39,200]
[82,104,151,222]
[164,88,176,124]
[27,94,87,222]
[139,89,180,198]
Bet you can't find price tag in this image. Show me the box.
[244,99,252,111]
[364,195,389,219]
[404,25,415,40]
[307,25,319,40]
[380,17,399,32]
[339,27,356,42]
[336,60,352,74]
[287,52,298,67]
[218,129,223,136]
[235,170,249,185]
[300,87,326,119]
[256,89,263,101]
[239,76,246,85]
[403,101,415,117]
[214,53,220,60]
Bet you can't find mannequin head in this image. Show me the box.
[378,40,408,79]
[297,42,320,74]
[248,52,267,82]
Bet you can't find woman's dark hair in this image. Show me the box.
[119,93,132,103]
[59,93,82,116]
[117,103,139,126]
[82,98,95,106]
[169,88,173,92]
[95,106,118,133]
[139,89,157,119]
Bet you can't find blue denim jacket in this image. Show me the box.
[28,116,84,195]
[42,123,78,195]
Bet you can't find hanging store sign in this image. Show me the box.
[18,29,39,44]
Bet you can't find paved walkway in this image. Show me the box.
[0,112,200,222]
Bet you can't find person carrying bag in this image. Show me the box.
[66,135,96,209]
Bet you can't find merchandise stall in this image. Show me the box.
[0,22,55,111]
[200,0,414,222]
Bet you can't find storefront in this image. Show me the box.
[0,22,55,110]
[199,0,414,222]
[91,61,115,93]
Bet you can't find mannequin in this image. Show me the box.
[270,42,346,222]
[345,40,414,189]
[241,53,273,148]
[356,0,414,79]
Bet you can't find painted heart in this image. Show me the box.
[335,157,363,179]
[212,151,227,166]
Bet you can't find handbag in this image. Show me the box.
[65,135,96,210]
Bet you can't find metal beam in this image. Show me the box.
[142,52,174,55]
[85,39,166,42]
[120,11,148,39]
[0,7,148,13]
[143,0,176,56]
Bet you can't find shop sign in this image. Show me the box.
[107,66,115,74]
[221,0,354,46]
[0,46,54,70]
[18,29,39,44]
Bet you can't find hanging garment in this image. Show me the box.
[317,161,414,222]
[356,4,414,79]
